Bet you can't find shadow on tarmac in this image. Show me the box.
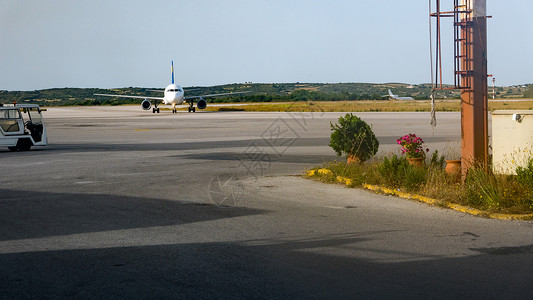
[1,230,532,298]
[1,190,532,298]
[0,135,455,155]
[0,189,266,241]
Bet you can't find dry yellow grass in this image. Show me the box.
[194,100,533,113]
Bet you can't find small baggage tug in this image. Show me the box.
[0,104,47,151]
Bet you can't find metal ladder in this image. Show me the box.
[453,0,473,90]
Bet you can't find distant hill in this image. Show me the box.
[0,82,530,106]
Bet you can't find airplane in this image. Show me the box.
[384,89,414,100]
[95,61,249,113]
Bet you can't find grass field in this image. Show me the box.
[185,99,533,113]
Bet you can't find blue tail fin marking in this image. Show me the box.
[171,60,174,84]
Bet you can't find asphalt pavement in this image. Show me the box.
[1,106,531,299]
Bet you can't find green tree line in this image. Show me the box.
[0,82,479,107]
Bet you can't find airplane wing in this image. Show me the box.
[94,94,163,101]
[184,91,250,100]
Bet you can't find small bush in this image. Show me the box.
[429,150,446,169]
[515,157,533,187]
[329,113,379,162]
[465,168,501,208]
[497,174,532,209]
[377,155,427,190]
[403,165,428,190]
[378,155,409,187]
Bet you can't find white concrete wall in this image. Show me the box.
[492,110,533,174]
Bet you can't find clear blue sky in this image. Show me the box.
[1,0,531,91]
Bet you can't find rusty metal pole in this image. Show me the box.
[460,0,488,179]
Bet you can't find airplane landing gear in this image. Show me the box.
[153,103,160,113]
[187,101,196,113]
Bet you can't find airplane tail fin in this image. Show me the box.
[388,89,393,96]
[171,60,174,84]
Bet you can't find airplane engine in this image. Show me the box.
[197,98,207,110]
[141,99,152,110]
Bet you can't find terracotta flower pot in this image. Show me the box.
[347,154,361,165]
[445,160,461,181]
[407,157,425,167]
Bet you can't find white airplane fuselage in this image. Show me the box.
[163,84,185,105]
[387,89,414,100]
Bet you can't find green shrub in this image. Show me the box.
[465,168,501,208]
[403,166,428,190]
[515,157,533,187]
[497,174,532,208]
[378,155,407,187]
[429,150,446,169]
[329,113,379,162]
[377,155,427,190]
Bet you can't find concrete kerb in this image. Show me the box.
[306,169,533,221]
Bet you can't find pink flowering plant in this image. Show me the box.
[396,133,429,158]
